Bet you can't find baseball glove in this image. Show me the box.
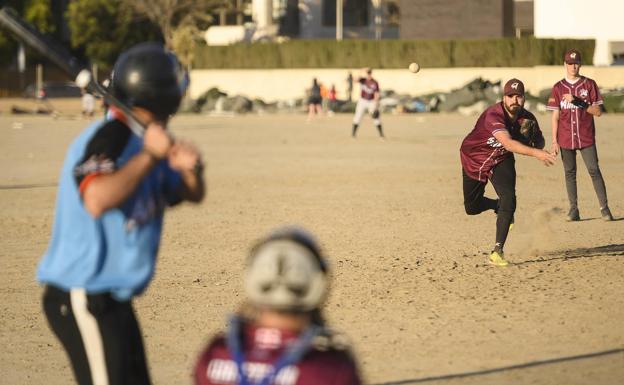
[372,109,380,119]
[571,95,590,109]
[519,119,537,146]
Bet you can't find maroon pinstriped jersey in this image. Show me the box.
[546,76,603,150]
[460,102,543,182]
[194,324,361,385]
[358,78,379,100]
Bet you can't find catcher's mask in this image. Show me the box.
[244,227,328,312]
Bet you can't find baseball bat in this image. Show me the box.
[0,6,145,136]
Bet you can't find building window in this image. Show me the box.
[385,0,399,27]
[322,0,369,27]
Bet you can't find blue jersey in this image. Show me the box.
[37,118,183,300]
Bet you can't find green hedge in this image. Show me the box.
[193,37,594,69]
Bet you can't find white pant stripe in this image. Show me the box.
[70,289,110,385]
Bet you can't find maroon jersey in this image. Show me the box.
[546,76,603,150]
[460,102,543,182]
[195,324,361,385]
[358,78,379,100]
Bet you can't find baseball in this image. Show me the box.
[75,69,92,88]
[408,62,420,73]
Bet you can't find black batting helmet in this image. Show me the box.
[111,42,188,121]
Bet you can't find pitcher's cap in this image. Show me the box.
[504,78,525,96]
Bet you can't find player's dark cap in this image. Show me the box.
[111,42,188,121]
[503,78,525,96]
[564,49,582,64]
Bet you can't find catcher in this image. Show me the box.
[194,227,362,385]
[460,78,556,266]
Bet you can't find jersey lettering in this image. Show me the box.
[206,359,299,385]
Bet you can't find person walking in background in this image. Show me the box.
[307,78,322,122]
[346,71,353,103]
[352,68,384,138]
[37,43,205,385]
[81,88,95,118]
[328,84,338,115]
[547,49,614,222]
[194,227,362,385]
[320,82,329,114]
[460,79,556,266]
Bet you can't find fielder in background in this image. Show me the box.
[352,67,384,138]
[194,227,362,385]
[547,49,614,222]
[460,79,556,266]
[37,43,205,385]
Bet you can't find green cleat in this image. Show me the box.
[489,250,509,267]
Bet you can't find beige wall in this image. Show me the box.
[189,66,624,102]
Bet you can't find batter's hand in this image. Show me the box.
[536,149,557,166]
[144,122,172,159]
[168,141,201,173]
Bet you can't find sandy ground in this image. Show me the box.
[1,102,623,385]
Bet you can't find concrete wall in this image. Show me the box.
[189,66,624,101]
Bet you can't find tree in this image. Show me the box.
[66,0,162,70]
[126,0,229,66]
[0,0,55,66]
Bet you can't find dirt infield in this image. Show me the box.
[0,110,622,385]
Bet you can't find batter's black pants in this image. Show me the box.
[560,145,609,211]
[463,155,516,250]
[43,285,151,385]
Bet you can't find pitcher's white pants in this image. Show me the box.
[353,99,380,126]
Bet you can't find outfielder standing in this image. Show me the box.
[352,68,384,138]
[37,43,205,385]
[194,227,362,385]
[460,79,556,266]
[547,49,614,222]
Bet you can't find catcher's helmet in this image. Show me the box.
[111,43,188,121]
[245,227,329,312]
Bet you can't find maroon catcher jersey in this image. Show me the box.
[546,76,603,150]
[460,102,543,182]
[194,323,361,385]
[359,78,379,100]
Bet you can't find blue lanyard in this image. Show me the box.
[226,316,322,385]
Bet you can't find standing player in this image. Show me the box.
[194,227,362,385]
[547,49,614,222]
[37,43,205,385]
[460,79,556,266]
[352,68,384,138]
[81,88,95,118]
[306,78,322,122]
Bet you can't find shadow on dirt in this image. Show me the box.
[372,347,624,385]
[515,244,624,265]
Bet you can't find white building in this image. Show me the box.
[205,0,399,45]
[534,0,624,65]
